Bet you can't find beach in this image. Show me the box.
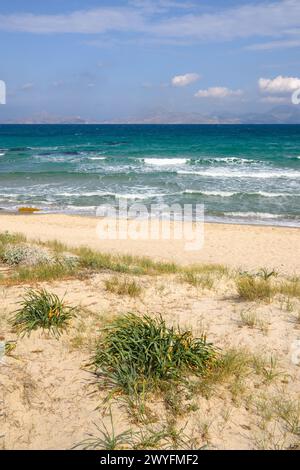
[1,125,300,451]
[0,213,299,274]
[0,216,300,450]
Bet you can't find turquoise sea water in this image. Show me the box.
[0,124,300,226]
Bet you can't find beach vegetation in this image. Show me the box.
[2,243,54,266]
[275,398,300,435]
[239,309,269,333]
[0,262,79,285]
[278,278,300,299]
[92,313,216,396]
[0,231,26,246]
[181,271,214,290]
[239,309,260,328]
[257,268,278,281]
[104,276,142,297]
[236,275,273,302]
[74,409,133,450]
[11,288,76,337]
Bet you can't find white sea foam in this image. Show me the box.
[184,189,236,197]
[227,212,283,219]
[115,193,166,200]
[144,158,188,166]
[196,156,256,164]
[256,191,297,198]
[177,169,300,179]
[86,156,106,161]
[0,152,5,156]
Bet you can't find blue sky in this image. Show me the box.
[1,0,300,120]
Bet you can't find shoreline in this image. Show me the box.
[0,212,299,274]
[1,208,299,230]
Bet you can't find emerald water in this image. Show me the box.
[0,124,300,226]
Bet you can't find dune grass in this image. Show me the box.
[92,313,216,396]
[0,230,231,284]
[181,271,214,290]
[11,289,76,337]
[236,275,273,302]
[105,276,142,297]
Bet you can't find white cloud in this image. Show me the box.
[195,87,243,98]
[259,75,300,94]
[0,0,300,47]
[247,39,300,51]
[172,73,199,87]
[0,8,145,34]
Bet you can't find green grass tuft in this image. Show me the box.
[92,313,216,395]
[11,289,76,336]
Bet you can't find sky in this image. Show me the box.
[1,0,300,121]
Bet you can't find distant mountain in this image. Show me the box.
[104,106,300,124]
[1,105,300,124]
[240,106,300,124]
[102,109,241,124]
[0,112,89,124]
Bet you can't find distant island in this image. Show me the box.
[1,105,300,125]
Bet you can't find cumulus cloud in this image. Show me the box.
[195,87,243,98]
[259,75,300,94]
[172,73,200,87]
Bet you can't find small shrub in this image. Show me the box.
[105,276,142,297]
[236,276,273,302]
[92,313,216,395]
[11,289,76,336]
[2,243,54,266]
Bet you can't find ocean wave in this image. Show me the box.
[56,191,115,197]
[86,156,106,161]
[185,190,299,198]
[115,193,167,200]
[144,158,189,166]
[226,212,286,219]
[256,191,298,198]
[194,156,257,165]
[177,169,300,179]
[184,190,236,197]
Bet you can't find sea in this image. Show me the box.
[0,124,299,227]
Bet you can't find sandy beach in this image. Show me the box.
[0,214,300,450]
[0,213,299,274]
